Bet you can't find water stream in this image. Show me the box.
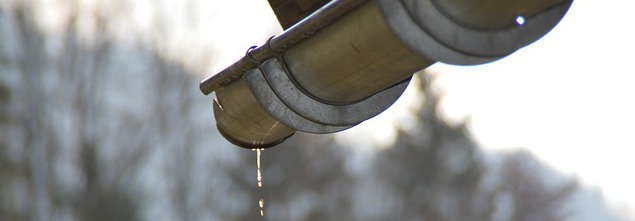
[253,148,265,217]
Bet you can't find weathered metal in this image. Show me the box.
[258,58,411,126]
[214,56,412,148]
[376,0,572,64]
[213,78,296,148]
[244,66,354,134]
[283,1,432,103]
[203,0,573,148]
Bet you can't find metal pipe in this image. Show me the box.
[283,1,433,103]
[213,78,295,148]
[202,0,573,148]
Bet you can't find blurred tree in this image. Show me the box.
[0,1,220,220]
[1,3,140,220]
[368,75,580,221]
[0,1,621,221]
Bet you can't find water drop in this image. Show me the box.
[257,149,263,187]
[255,148,265,217]
[516,16,526,26]
[259,198,265,216]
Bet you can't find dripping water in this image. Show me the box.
[252,148,265,217]
[516,15,526,26]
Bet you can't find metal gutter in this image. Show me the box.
[201,0,573,148]
[199,0,368,95]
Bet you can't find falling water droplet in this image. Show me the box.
[257,148,263,188]
[255,148,265,217]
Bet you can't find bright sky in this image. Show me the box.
[337,0,635,217]
[432,0,635,211]
[209,0,635,218]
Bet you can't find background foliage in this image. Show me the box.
[0,1,624,220]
